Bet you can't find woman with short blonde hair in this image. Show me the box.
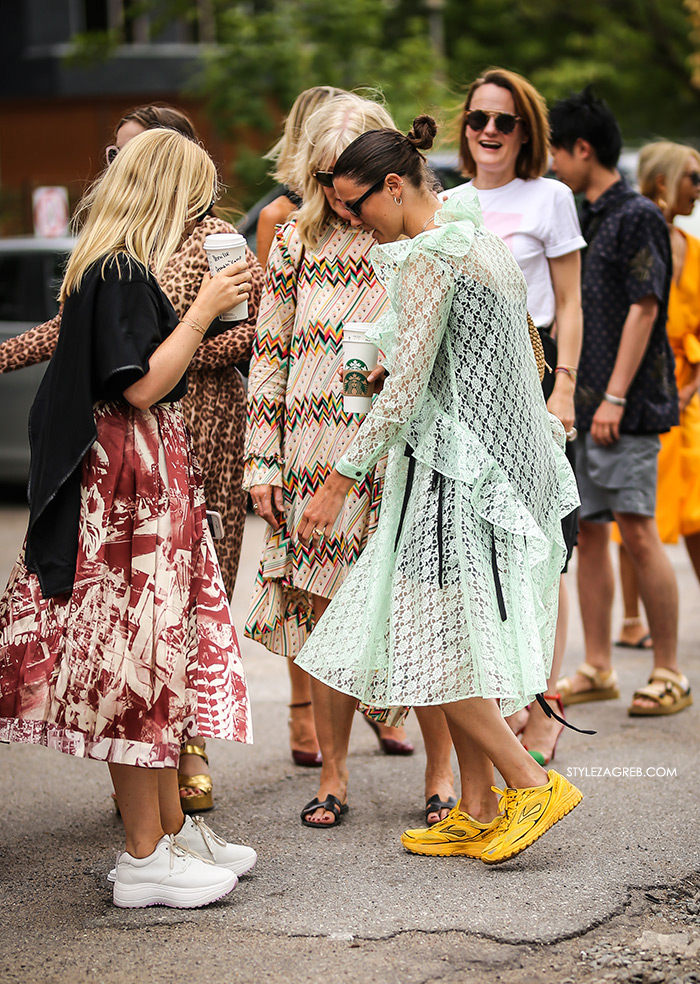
[62,129,216,297]
[293,94,394,247]
[0,111,266,813]
[637,141,700,217]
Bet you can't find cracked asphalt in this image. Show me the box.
[1,504,699,984]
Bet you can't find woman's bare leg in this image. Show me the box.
[302,594,355,824]
[157,768,185,835]
[441,696,548,820]
[520,574,568,761]
[414,706,457,822]
[288,658,320,757]
[109,764,168,858]
[306,676,357,824]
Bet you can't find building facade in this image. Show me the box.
[0,1,241,234]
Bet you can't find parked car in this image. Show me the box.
[0,237,74,484]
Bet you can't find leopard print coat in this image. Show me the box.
[0,216,264,598]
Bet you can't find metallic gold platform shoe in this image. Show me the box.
[178,742,214,814]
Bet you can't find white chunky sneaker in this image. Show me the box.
[175,815,257,876]
[107,817,257,883]
[112,834,237,909]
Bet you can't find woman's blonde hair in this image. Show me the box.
[458,67,549,180]
[294,92,395,248]
[267,85,345,191]
[61,128,216,300]
[637,140,700,216]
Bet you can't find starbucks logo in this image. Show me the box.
[346,357,368,371]
[344,370,369,396]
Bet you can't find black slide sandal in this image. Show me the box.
[300,795,349,828]
[425,794,457,826]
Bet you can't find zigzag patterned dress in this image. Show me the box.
[243,216,390,657]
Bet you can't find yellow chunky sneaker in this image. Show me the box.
[481,769,582,865]
[401,803,502,857]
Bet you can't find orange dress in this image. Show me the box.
[611,230,700,544]
[654,231,700,541]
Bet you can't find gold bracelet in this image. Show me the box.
[180,317,207,337]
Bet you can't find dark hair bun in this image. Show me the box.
[406,115,437,152]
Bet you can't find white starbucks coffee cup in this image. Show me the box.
[342,322,379,414]
[203,233,248,321]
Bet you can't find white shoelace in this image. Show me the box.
[189,815,227,858]
[166,833,215,870]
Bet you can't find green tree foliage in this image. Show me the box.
[443,0,700,142]
[195,0,447,198]
[68,0,700,205]
[193,0,700,201]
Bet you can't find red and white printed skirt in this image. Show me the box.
[0,401,252,767]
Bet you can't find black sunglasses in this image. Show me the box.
[314,170,335,188]
[343,172,406,218]
[105,144,119,165]
[686,171,700,187]
[465,109,523,135]
[343,176,386,217]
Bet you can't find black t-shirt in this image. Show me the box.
[25,255,182,598]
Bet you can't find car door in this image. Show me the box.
[0,247,69,484]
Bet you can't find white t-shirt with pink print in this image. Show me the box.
[444,176,586,328]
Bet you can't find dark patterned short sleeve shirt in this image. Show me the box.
[576,179,678,434]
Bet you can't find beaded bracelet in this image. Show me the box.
[554,365,578,382]
[180,317,207,337]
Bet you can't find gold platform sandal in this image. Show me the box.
[178,742,214,813]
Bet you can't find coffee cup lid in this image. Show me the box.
[343,321,373,335]
[203,233,246,249]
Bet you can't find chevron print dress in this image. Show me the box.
[243,217,390,657]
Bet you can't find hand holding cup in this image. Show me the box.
[195,260,252,323]
[203,233,250,320]
[342,322,381,413]
[339,363,387,395]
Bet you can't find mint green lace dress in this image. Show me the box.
[295,192,580,716]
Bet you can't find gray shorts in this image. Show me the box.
[576,433,661,522]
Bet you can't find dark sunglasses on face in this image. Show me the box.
[344,171,406,218]
[343,176,387,218]
[105,145,119,165]
[313,170,335,188]
[685,171,700,187]
[465,109,523,135]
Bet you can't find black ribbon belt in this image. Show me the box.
[394,445,504,611]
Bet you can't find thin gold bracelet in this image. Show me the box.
[180,317,207,337]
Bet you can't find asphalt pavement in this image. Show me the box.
[1,504,698,984]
